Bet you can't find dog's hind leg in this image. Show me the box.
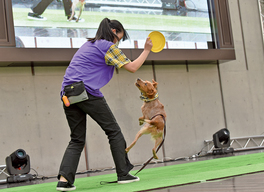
[125,132,142,153]
[125,125,150,153]
[152,136,163,159]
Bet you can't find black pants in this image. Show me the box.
[31,0,72,16]
[58,93,134,184]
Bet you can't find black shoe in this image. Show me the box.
[28,12,47,20]
[118,173,140,184]
[67,16,85,22]
[56,181,76,191]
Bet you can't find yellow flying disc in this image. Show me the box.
[148,31,166,53]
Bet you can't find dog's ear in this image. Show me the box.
[147,82,157,97]
[152,79,158,89]
[147,88,156,96]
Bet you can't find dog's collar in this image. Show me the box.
[140,93,159,102]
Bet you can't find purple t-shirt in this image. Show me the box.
[61,39,129,97]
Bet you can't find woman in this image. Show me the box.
[56,18,153,191]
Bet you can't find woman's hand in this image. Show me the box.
[144,37,153,52]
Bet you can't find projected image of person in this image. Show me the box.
[28,0,84,22]
[56,18,153,191]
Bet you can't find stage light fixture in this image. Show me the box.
[212,128,234,155]
[5,149,33,183]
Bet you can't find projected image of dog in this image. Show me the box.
[68,0,85,22]
[125,78,167,159]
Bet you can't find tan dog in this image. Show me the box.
[68,0,85,22]
[126,78,166,159]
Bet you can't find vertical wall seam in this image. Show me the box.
[257,0,264,57]
[217,61,227,128]
[237,0,249,70]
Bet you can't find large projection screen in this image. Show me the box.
[12,0,212,49]
[0,0,235,64]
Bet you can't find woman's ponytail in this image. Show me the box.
[88,18,129,43]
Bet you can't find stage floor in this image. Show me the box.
[1,150,264,192]
[150,172,264,192]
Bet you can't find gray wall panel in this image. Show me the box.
[248,70,264,134]
[220,71,255,136]
[188,64,225,141]
[154,65,197,158]
[219,0,264,138]
[238,0,264,71]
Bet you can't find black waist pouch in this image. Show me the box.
[64,81,88,104]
